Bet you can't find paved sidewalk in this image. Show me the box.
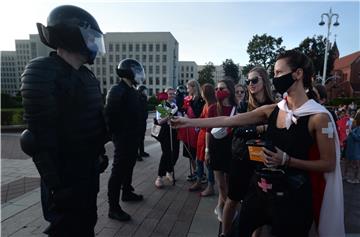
[1,115,360,236]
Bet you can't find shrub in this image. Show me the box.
[1,108,24,125]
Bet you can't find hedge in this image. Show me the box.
[1,108,24,125]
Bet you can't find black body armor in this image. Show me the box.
[20,52,107,191]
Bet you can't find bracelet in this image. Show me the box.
[281,152,289,166]
[205,148,209,153]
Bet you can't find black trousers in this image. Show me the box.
[158,129,180,177]
[41,169,99,237]
[138,123,147,154]
[108,138,139,208]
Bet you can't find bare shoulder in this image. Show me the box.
[309,112,331,131]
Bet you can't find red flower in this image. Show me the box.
[157,92,168,102]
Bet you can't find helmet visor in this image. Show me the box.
[133,65,146,84]
[80,26,106,57]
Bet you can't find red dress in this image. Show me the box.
[196,104,213,161]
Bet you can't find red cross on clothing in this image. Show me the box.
[257,178,272,192]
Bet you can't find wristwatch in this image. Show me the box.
[205,147,209,153]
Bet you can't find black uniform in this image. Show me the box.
[20,52,107,236]
[106,80,143,209]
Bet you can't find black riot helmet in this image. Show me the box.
[176,85,187,95]
[36,5,106,64]
[116,58,145,85]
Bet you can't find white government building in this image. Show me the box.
[1,32,244,96]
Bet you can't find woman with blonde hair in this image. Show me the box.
[178,79,205,181]
[221,66,274,236]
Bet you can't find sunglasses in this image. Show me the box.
[236,90,245,95]
[245,77,260,85]
[215,87,227,91]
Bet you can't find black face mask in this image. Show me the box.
[273,71,296,95]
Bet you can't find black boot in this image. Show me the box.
[108,207,131,221]
[137,155,143,161]
[122,192,143,202]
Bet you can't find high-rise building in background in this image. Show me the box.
[90,32,179,96]
[178,61,198,85]
[1,31,247,96]
[1,51,18,95]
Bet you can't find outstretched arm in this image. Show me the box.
[171,104,276,128]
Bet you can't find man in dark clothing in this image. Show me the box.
[20,5,108,236]
[106,58,145,221]
[137,85,150,161]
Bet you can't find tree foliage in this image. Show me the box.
[245,34,285,78]
[222,59,240,84]
[296,35,337,79]
[241,64,255,78]
[198,62,215,86]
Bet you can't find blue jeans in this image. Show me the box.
[196,159,215,185]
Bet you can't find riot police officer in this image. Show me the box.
[20,5,108,236]
[106,58,145,221]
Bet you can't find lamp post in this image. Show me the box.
[318,8,340,85]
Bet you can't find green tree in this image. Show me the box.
[222,59,240,84]
[245,34,285,78]
[198,62,215,86]
[296,35,337,80]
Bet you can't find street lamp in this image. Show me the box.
[318,8,340,85]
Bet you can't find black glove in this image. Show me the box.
[99,154,109,173]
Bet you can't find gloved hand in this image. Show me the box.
[99,154,109,173]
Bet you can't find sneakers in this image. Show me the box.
[108,208,131,221]
[187,173,197,182]
[200,174,208,184]
[166,172,174,183]
[155,176,164,188]
[347,178,360,184]
[200,185,214,197]
[214,205,224,222]
[121,192,143,202]
[140,152,150,157]
[188,181,202,192]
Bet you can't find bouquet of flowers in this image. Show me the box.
[156,92,178,119]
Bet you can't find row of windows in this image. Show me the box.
[108,43,167,53]
[95,54,168,64]
[1,67,16,72]
[100,76,167,86]
[17,50,30,55]
[1,84,17,89]
[92,65,168,76]
[2,58,15,62]
[1,73,17,77]
[180,73,194,78]
[181,66,195,72]
[16,44,29,49]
